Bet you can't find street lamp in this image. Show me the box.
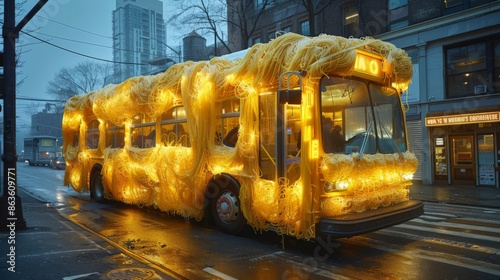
[151,37,182,63]
[163,43,182,63]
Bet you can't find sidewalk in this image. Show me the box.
[0,189,177,280]
[410,182,500,209]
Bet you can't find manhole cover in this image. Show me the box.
[107,268,155,280]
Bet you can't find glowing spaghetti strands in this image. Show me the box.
[320,151,418,216]
[62,33,415,240]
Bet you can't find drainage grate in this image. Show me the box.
[107,268,156,280]
[27,226,52,232]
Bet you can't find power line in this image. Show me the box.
[15,96,67,102]
[0,19,142,65]
[30,30,172,58]
[20,30,146,65]
[32,15,112,39]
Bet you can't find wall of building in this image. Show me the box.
[227,0,500,187]
[379,1,500,187]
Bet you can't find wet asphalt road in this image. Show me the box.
[14,162,500,279]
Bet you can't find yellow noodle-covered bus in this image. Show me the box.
[62,33,423,240]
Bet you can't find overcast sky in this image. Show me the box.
[12,0,182,130]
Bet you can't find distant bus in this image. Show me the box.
[24,136,58,166]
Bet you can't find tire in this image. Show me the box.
[90,167,107,203]
[208,175,246,235]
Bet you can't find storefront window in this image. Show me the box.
[478,134,495,186]
[434,137,448,180]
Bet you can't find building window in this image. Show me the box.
[250,36,261,46]
[444,0,494,14]
[300,20,310,36]
[445,40,493,99]
[268,31,275,42]
[496,39,500,89]
[343,4,359,37]
[389,0,408,30]
[444,0,463,8]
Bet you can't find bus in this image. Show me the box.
[62,33,423,240]
[24,136,58,166]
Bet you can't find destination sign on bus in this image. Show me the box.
[353,50,385,80]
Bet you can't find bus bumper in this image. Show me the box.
[317,199,424,239]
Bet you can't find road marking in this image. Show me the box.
[395,223,500,243]
[18,248,100,258]
[379,228,499,254]
[254,251,351,280]
[411,218,500,234]
[422,212,457,218]
[351,235,500,277]
[460,217,500,226]
[203,267,238,280]
[63,272,100,280]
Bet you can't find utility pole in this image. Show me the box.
[0,0,48,231]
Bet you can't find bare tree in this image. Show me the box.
[292,0,336,36]
[169,0,276,53]
[23,102,43,117]
[226,0,277,50]
[169,0,229,52]
[46,60,113,101]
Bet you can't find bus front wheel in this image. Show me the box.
[208,175,246,235]
[90,167,107,203]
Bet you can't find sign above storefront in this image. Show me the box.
[425,111,500,127]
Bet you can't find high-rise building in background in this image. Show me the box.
[112,0,166,82]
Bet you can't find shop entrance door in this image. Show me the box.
[450,135,475,185]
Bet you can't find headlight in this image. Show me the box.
[324,181,349,192]
[336,181,349,190]
[402,173,414,181]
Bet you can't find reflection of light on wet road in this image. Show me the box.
[56,192,64,202]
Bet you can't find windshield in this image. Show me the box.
[320,76,406,154]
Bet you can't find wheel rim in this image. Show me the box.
[216,191,239,224]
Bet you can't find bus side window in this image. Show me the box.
[161,123,175,146]
[218,99,240,148]
[106,126,125,148]
[132,129,143,148]
[131,113,156,149]
[145,128,156,148]
[160,106,190,147]
[178,123,190,147]
[223,125,239,147]
[73,132,79,148]
[86,120,100,149]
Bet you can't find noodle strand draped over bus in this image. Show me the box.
[62,33,420,240]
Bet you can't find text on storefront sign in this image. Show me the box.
[425,111,500,126]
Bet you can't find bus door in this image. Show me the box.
[277,72,303,183]
[33,138,39,162]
